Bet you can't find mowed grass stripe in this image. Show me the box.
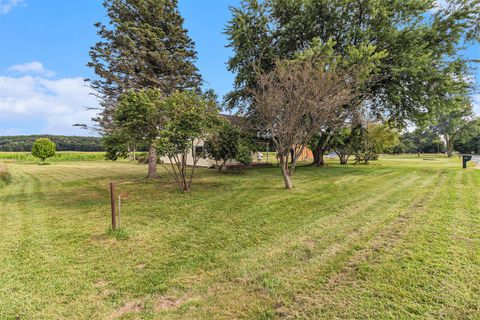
[1,163,410,319]
[283,168,450,319]
[163,170,440,319]
[0,169,50,318]
[294,169,480,319]
[429,170,480,319]
[110,168,412,296]
[0,157,477,320]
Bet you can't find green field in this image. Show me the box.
[0,151,107,162]
[0,155,479,319]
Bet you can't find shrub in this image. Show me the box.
[32,138,56,163]
[236,143,253,166]
[205,120,253,171]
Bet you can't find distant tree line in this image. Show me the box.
[393,129,446,154]
[0,135,104,152]
[389,117,480,155]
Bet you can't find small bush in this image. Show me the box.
[32,138,56,163]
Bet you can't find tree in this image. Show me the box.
[398,128,445,154]
[106,89,164,177]
[454,118,480,154]
[156,91,220,192]
[432,98,473,157]
[354,123,399,164]
[103,132,129,161]
[308,129,333,167]
[32,138,56,164]
[87,0,201,178]
[205,120,252,171]
[225,0,479,126]
[332,125,363,165]
[250,58,359,189]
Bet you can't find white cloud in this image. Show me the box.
[7,61,55,77]
[0,0,24,14]
[0,73,100,135]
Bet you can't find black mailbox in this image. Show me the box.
[463,155,472,168]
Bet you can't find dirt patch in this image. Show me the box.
[94,280,109,288]
[109,295,188,318]
[154,296,187,311]
[101,289,115,297]
[110,300,143,319]
[303,239,316,248]
[135,263,145,270]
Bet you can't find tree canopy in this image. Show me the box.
[250,57,362,188]
[225,0,479,125]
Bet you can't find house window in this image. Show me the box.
[194,146,204,157]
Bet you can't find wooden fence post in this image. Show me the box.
[110,182,116,230]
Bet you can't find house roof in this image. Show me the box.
[220,114,247,128]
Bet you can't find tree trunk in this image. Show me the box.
[280,155,293,189]
[147,144,158,178]
[318,148,325,166]
[446,136,453,157]
[312,145,325,166]
[339,154,348,165]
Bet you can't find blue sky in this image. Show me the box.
[0,0,478,136]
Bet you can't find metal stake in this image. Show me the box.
[110,182,116,230]
[118,195,121,228]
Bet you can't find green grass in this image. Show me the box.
[0,155,479,319]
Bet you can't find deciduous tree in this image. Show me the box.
[205,120,252,171]
[107,89,164,177]
[156,91,220,192]
[251,58,359,189]
[225,0,479,125]
[308,129,333,167]
[354,123,399,164]
[32,138,56,164]
[432,100,473,157]
[332,125,363,165]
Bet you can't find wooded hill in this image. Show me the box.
[0,135,103,152]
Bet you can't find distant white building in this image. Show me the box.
[158,114,248,168]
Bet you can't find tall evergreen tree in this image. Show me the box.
[87,0,201,178]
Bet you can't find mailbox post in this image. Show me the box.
[462,155,472,169]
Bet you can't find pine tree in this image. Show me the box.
[87,0,201,178]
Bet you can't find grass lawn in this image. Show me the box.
[0,155,479,319]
